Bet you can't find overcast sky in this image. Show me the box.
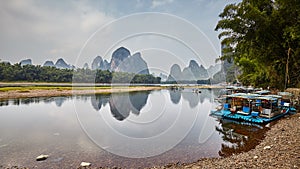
[0,0,241,74]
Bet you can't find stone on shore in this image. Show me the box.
[263,146,271,150]
[80,162,91,167]
[36,154,49,161]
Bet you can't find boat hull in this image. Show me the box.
[221,108,290,124]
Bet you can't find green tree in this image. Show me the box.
[216,0,300,89]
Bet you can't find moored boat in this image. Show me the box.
[210,93,296,124]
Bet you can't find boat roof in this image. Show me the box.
[227,93,260,99]
[254,90,271,95]
[277,92,293,96]
[256,95,279,101]
[265,94,282,98]
[226,93,282,100]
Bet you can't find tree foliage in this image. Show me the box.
[0,62,161,84]
[216,0,300,89]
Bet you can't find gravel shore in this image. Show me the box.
[154,112,300,169]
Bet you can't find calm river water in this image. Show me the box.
[0,89,270,168]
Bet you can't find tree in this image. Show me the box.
[216,0,300,89]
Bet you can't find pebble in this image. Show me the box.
[36,154,49,161]
[263,146,271,150]
[80,162,91,167]
[253,156,258,159]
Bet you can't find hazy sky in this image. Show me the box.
[0,0,241,73]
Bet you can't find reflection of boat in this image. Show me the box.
[211,93,296,124]
[216,119,269,157]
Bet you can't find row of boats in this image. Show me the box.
[211,87,297,124]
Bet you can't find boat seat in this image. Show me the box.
[243,106,250,113]
[251,111,259,117]
[224,103,230,110]
[237,106,250,115]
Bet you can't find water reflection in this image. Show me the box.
[168,88,217,107]
[0,92,151,122]
[54,97,68,107]
[169,90,181,104]
[90,92,150,121]
[91,95,110,111]
[0,89,273,168]
[216,119,270,157]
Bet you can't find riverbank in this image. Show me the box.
[0,86,164,100]
[0,82,222,100]
[154,112,300,169]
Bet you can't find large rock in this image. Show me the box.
[91,56,110,70]
[207,64,221,78]
[83,63,89,69]
[117,52,149,74]
[91,56,103,70]
[55,58,73,69]
[167,64,182,82]
[167,60,210,82]
[110,47,130,71]
[43,61,55,67]
[110,47,149,74]
[102,60,110,70]
[20,59,32,66]
[182,60,209,80]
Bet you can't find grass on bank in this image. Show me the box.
[0,86,114,92]
[0,85,164,92]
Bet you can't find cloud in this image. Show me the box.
[0,0,114,65]
[151,0,174,8]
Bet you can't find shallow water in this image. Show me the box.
[0,89,270,168]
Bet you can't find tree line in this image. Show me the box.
[216,0,300,89]
[0,62,161,84]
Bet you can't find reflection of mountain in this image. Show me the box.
[0,97,72,107]
[216,120,269,157]
[169,90,181,104]
[182,92,199,108]
[91,95,110,111]
[198,89,215,103]
[168,89,218,107]
[109,92,150,121]
[54,97,67,107]
[129,92,149,115]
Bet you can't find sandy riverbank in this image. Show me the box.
[0,86,164,100]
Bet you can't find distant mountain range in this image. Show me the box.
[167,60,221,82]
[20,58,75,69]
[18,46,222,81]
[19,47,150,75]
[88,47,149,74]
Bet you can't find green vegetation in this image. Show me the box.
[0,86,113,92]
[0,62,161,84]
[216,0,300,89]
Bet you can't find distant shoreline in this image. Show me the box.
[0,86,162,100]
[0,82,225,100]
